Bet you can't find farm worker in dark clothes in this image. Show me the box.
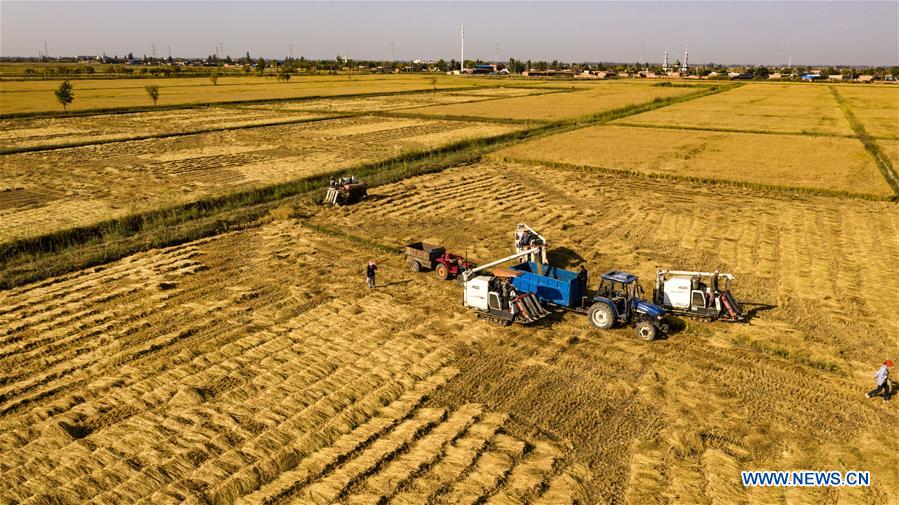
[366,260,377,289]
[577,265,589,299]
[866,360,893,400]
[501,279,512,307]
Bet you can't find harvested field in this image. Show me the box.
[6,160,889,503]
[0,108,328,151]
[2,78,898,505]
[306,160,899,503]
[0,221,583,505]
[0,75,514,115]
[618,83,854,136]
[244,87,551,114]
[409,81,702,121]
[0,115,520,242]
[493,124,894,197]
[836,86,899,138]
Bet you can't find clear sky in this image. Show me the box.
[2,1,896,66]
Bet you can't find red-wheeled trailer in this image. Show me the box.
[405,242,475,280]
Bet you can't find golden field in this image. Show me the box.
[245,86,551,114]
[2,160,896,504]
[0,108,328,151]
[0,114,519,242]
[408,81,703,121]
[1,77,897,504]
[837,86,899,138]
[617,83,855,136]
[494,124,894,196]
[0,74,524,115]
[304,159,899,503]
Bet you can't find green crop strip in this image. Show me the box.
[829,86,899,196]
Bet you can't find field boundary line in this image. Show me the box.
[496,155,898,203]
[0,114,349,155]
[384,87,582,112]
[611,121,860,139]
[829,85,899,196]
[368,110,542,126]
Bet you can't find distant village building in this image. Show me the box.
[576,70,617,79]
[521,69,574,77]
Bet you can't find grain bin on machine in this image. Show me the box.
[460,248,550,325]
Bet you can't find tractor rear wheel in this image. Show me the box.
[588,303,614,329]
[435,263,450,280]
[635,321,657,341]
[408,260,421,273]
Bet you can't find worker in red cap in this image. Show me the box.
[866,360,893,400]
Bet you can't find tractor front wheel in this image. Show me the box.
[588,303,614,330]
[435,263,450,280]
[408,260,421,273]
[635,321,657,341]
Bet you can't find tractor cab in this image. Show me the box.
[596,271,642,317]
[588,270,667,340]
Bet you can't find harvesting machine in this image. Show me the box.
[653,270,744,321]
[323,176,368,206]
[461,248,550,325]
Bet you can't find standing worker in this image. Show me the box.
[577,265,589,300]
[866,360,893,400]
[366,260,378,289]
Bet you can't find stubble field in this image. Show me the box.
[1,76,897,504]
[493,124,894,196]
[0,74,532,115]
[408,81,705,121]
[615,83,857,136]
[0,115,520,242]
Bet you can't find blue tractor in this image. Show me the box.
[587,271,668,341]
[508,263,668,341]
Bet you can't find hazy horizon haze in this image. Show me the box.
[2,1,897,66]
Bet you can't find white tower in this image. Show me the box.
[681,47,689,73]
[461,25,465,73]
[662,49,669,72]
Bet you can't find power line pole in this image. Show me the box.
[289,44,294,59]
[152,43,156,58]
[43,41,49,58]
